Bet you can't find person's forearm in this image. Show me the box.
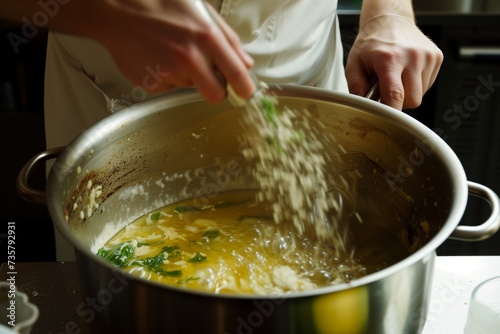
[0,0,94,36]
[359,0,415,26]
[0,2,38,23]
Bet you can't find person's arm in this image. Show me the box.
[0,0,255,103]
[345,0,443,110]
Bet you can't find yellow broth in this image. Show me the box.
[97,189,415,295]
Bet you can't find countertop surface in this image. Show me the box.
[422,256,500,333]
[1,256,499,333]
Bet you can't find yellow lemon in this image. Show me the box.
[312,287,369,334]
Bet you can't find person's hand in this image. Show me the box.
[77,0,255,103]
[344,15,443,110]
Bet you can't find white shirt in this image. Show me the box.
[44,0,347,260]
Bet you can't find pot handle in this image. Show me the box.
[365,81,381,101]
[450,181,500,241]
[17,147,64,204]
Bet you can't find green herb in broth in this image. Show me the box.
[132,251,165,271]
[153,245,182,262]
[98,242,185,277]
[96,190,382,294]
[174,206,202,213]
[132,245,181,271]
[259,95,306,154]
[161,245,181,253]
[261,95,281,128]
[150,212,162,221]
[132,246,183,277]
[188,252,207,263]
[154,269,183,277]
[202,229,221,239]
[189,229,221,248]
[136,239,164,247]
[176,277,200,285]
[97,242,135,267]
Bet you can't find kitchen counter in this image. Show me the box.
[1,256,499,333]
[422,256,500,333]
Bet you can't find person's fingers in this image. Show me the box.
[109,0,256,103]
[168,40,227,102]
[123,41,226,102]
[400,45,443,109]
[345,54,371,97]
[200,4,255,100]
[189,62,227,103]
[209,45,255,100]
[380,80,405,111]
[206,4,254,68]
[401,69,423,109]
[148,26,242,102]
[375,61,406,110]
[344,12,444,110]
[425,47,444,91]
[127,49,221,99]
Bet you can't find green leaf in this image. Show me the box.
[176,277,200,284]
[161,245,181,260]
[136,238,165,247]
[132,253,165,271]
[258,94,306,153]
[132,245,184,276]
[133,245,181,269]
[162,245,181,253]
[150,212,161,221]
[174,206,201,213]
[97,242,135,267]
[261,96,281,128]
[188,252,207,263]
[202,229,221,239]
[97,242,185,277]
[156,269,183,277]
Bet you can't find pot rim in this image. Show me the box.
[48,85,469,298]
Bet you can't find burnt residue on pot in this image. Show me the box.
[401,205,432,252]
[65,156,143,227]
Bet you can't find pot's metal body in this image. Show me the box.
[75,249,434,334]
[18,86,500,334]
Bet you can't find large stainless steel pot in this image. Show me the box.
[18,85,500,334]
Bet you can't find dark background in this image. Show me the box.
[0,22,55,263]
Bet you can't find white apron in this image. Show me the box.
[44,0,347,260]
